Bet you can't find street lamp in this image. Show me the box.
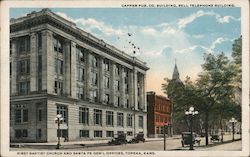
[55,114,64,149]
[185,106,198,150]
[229,117,237,141]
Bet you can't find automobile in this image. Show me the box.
[181,132,200,147]
[108,133,127,145]
[128,132,145,144]
[210,134,221,142]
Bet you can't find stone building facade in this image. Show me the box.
[147,92,171,137]
[10,9,149,142]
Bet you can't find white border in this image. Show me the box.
[1,0,249,157]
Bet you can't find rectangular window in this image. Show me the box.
[94,130,102,137]
[79,107,89,125]
[57,105,67,123]
[115,96,120,107]
[117,112,124,127]
[38,109,42,121]
[104,94,110,104]
[38,33,42,49]
[115,64,120,75]
[18,36,30,53]
[104,59,109,71]
[55,59,63,75]
[106,131,114,137]
[117,131,124,134]
[94,109,102,125]
[106,111,113,126]
[53,37,63,53]
[54,81,63,95]
[92,72,98,86]
[38,129,42,138]
[80,130,89,138]
[10,62,12,76]
[92,56,98,67]
[127,114,133,127]
[77,86,84,100]
[15,109,22,123]
[38,78,42,91]
[115,80,120,91]
[77,66,84,81]
[19,60,30,74]
[38,55,42,72]
[19,81,30,95]
[77,47,85,62]
[125,99,129,108]
[139,116,143,128]
[104,76,110,88]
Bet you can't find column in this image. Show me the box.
[11,39,17,95]
[133,69,138,110]
[110,61,116,106]
[120,66,125,107]
[64,41,71,96]
[41,30,53,93]
[71,41,77,99]
[139,75,144,110]
[99,57,104,103]
[142,74,147,112]
[30,32,38,92]
[85,52,92,100]
[129,69,134,109]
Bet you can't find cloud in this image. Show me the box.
[210,37,234,51]
[177,10,240,29]
[141,27,157,35]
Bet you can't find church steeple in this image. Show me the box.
[172,61,182,83]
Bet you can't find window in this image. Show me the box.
[139,116,143,128]
[53,38,63,53]
[38,55,42,72]
[115,80,120,91]
[15,129,28,138]
[77,47,85,62]
[104,59,109,71]
[77,86,84,100]
[38,33,42,50]
[54,81,63,95]
[79,107,89,124]
[19,81,30,95]
[77,66,84,81]
[94,109,102,125]
[18,36,30,53]
[125,99,129,108]
[10,41,12,55]
[94,130,102,137]
[92,56,98,67]
[115,96,120,106]
[92,72,98,86]
[127,131,133,136]
[104,94,110,104]
[106,131,114,137]
[117,131,124,134]
[57,105,67,123]
[125,84,129,94]
[19,60,30,74]
[15,107,28,124]
[115,64,120,75]
[104,76,110,88]
[10,63,12,76]
[127,114,133,127]
[106,111,113,126]
[38,109,42,121]
[38,129,42,139]
[90,90,98,102]
[117,112,124,127]
[38,78,42,91]
[80,130,89,138]
[55,59,63,75]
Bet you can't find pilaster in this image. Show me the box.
[70,41,77,99]
[86,52,92,100]
[11,39,17,95]
[99,57,104,103]
[110,61,116,106]
[30,32,38,92]
[64,41,71,96]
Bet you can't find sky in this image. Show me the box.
[10,8,241,96]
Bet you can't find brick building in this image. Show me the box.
[147,91,171,137]
[10,9,149,142]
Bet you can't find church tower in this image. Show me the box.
[172,63,182,83]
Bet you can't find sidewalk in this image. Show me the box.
[10,135,181,149]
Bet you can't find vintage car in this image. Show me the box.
[181,132,200,147]
[128,132,145,143]
[210,134,221,142]
[108,133,127,145]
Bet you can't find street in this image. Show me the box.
[10,134,241,151]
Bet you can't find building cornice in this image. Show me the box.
[10,9,149,71]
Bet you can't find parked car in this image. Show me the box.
[210,134,221,142]
[108,133,127,145]
[181,132,200,147]
[128,133,145,143]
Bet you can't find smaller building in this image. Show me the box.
[147,91,172,137]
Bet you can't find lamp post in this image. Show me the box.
[185,107,198,150]
[229,117,237,141]
[55,114,64,149]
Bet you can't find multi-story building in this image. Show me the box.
[10,9,149,142]
[147,91,171,137]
